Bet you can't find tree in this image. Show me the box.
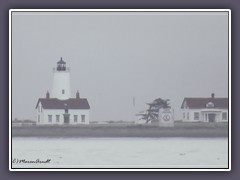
[136,98,170,124]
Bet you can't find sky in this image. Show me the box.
[11,11,229,121]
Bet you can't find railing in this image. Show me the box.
[53,67,70,72]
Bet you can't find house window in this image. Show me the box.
[206,102,214,108]
[81,115,85,122]
[222,112,227,120]
[48,115,52,123]
[62,89,65,94]
[183,113,185,119]
[41,106,42,112]
[187,113,189,120]
[38,115,40,123]
[38,106,40,113]
[56,115,60,123]
[74,115,78,123]
[194,112,199,120]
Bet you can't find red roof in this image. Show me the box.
[181,97,228,109]
[36,98,90,109]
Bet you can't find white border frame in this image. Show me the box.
[9,9,231,171]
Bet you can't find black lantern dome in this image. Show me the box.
[57,57,66,71]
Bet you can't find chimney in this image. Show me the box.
[46,91,50,99]
[76,91,80,99]
[211,93,215,98]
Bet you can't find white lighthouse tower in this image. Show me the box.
[52,57,71,100]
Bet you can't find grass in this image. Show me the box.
[12,122,228,138]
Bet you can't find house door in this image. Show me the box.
[208,114,216,122]
[63,114,70,124]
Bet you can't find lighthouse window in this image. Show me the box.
[62,89,65,94]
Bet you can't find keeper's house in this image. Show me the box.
[181,93,228,122]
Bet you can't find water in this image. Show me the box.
[12,137,228,168]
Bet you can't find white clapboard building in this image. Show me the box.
[181,93,228,122]
[35,58,90,125]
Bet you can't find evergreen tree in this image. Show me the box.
[137,98,170,123]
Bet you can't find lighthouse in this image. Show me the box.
[52,57,71,100]
[35,57,90,125]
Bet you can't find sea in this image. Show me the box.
[11,137,228,169]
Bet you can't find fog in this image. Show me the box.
[11,11,229,121]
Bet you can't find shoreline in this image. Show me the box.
[12,122,228,138]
